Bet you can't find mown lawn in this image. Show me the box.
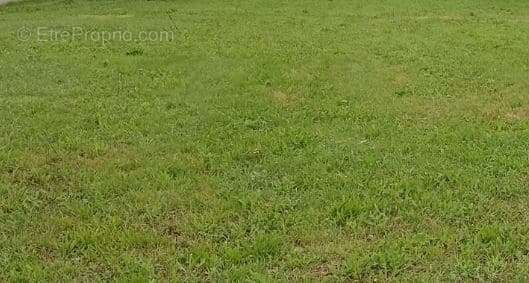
[1,0,529,281]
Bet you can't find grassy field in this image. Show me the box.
[1,0,529,281]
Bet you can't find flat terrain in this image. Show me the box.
[1,0,529,281]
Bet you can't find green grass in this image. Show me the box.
[1,0,529,281]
